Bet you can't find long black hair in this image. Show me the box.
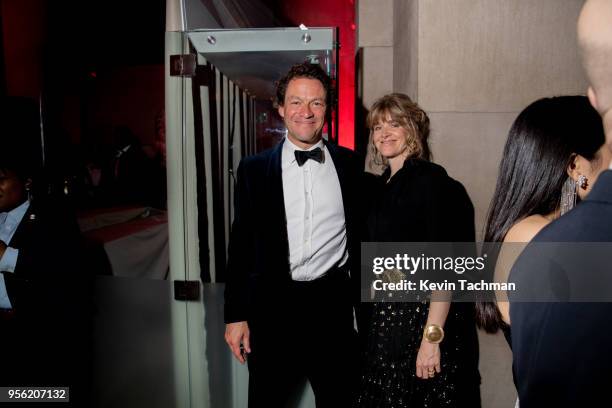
[477,95,605,333]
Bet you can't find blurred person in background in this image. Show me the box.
[0,97,93,406]
[510,1,612,406]
[476,96,608,407]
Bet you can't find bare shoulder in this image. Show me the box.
[504,214,551,243]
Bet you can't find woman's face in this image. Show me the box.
[372,115,409,161]
[0,169,26,213]
[576,145,612,199]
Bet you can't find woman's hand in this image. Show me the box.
[415,340,441,379]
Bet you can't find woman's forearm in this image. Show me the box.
[424,291,451,328]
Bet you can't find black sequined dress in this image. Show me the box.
[356,159,481,408]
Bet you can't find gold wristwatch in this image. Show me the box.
[423,324,444,344]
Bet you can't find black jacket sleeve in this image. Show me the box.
[224,160,253,323]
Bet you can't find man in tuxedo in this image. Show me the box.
[224,62,361,407]
[510,1,612,406]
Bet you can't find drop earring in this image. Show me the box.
[560,177,577,216]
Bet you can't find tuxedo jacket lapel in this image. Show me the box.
[7,203,36,250]
[325,140,353,227]
[265,139,290,268]
[4,202,39,308]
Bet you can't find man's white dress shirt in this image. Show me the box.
[282,137,348,281]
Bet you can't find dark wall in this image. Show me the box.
[1,0,47,98]
[266,0,357,149]
[0,0,165,183]
[0,0,165,112]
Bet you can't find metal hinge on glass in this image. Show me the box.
[174,280,201,301]
[169,54,197,77]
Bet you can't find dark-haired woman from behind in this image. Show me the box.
[476,95,611,346]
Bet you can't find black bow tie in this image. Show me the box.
[295,147,323,166]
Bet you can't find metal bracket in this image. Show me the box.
[174,280,201,301]
[170,54,197,77]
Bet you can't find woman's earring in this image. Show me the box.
[578,174,588,190]
[560,177,577,216]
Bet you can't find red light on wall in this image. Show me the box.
[280,0,356,150]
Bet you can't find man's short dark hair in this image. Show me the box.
[275,62,334,108]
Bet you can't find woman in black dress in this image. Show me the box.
[356,93,481,407]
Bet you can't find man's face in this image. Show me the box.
[278,77,327,149]
[0,169,26,213]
